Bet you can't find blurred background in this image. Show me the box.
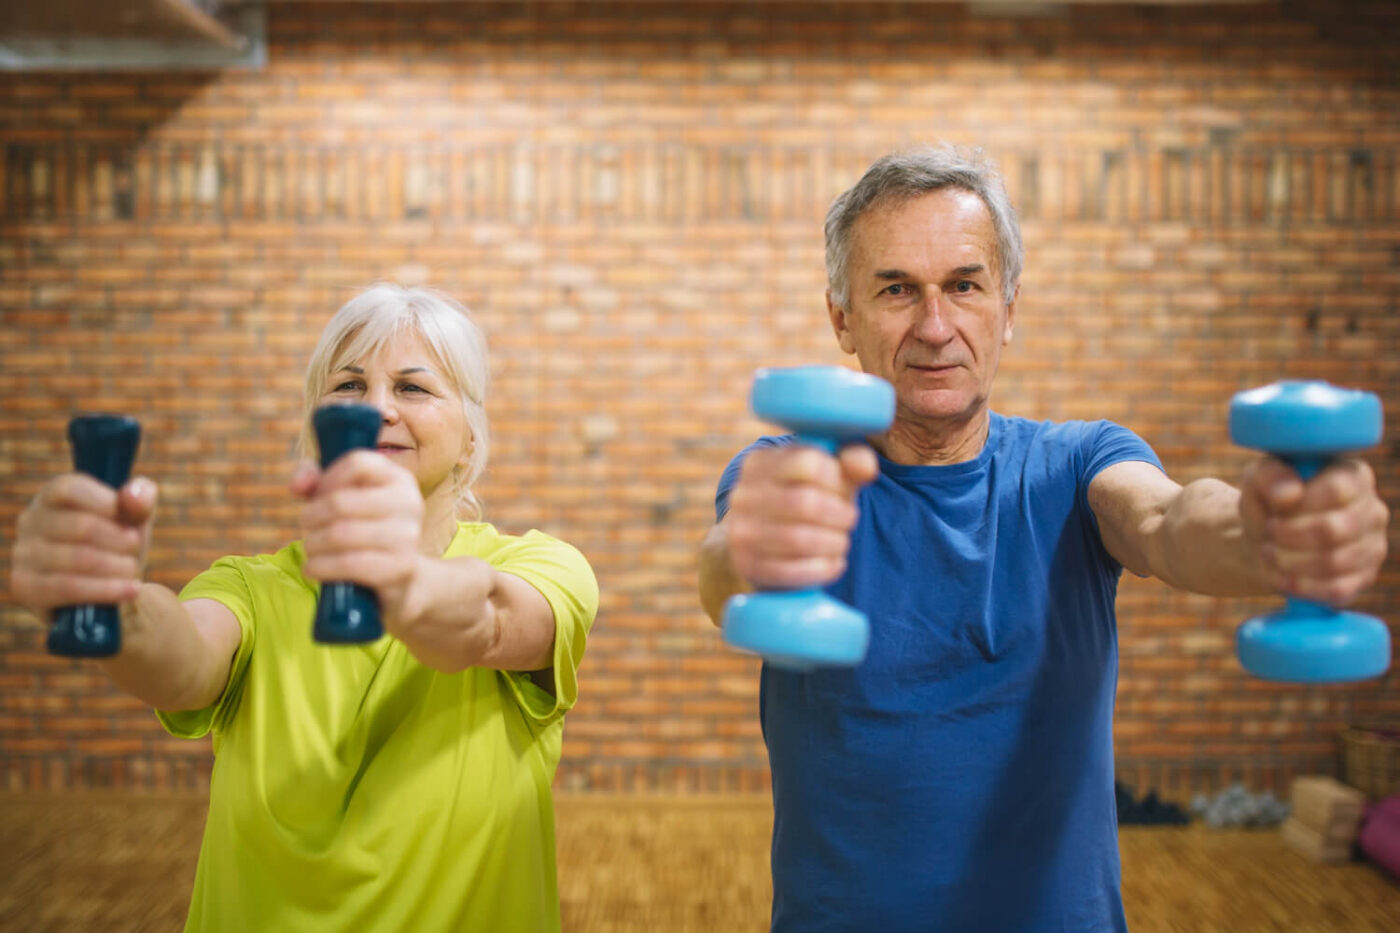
[1,0,1397,929]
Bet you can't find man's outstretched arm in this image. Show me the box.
[1088,458,1388,603]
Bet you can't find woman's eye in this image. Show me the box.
[333,380,362,392]
[400,384,427,394]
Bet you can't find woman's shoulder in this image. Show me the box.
[448,521,583,559]
[196,541,311,588]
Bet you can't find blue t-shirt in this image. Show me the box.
[715,412,1162,932]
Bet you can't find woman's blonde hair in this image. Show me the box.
[300,283,490,519]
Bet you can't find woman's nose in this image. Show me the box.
[363,386,399,423]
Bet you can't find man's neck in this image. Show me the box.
[874,408,991,466]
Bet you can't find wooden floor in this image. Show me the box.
[1,792,1397,931]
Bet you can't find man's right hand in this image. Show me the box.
[724,444,879,590]
[10,474,157,618]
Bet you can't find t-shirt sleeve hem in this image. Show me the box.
[154,585,255,740]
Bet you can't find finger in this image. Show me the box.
[32,474,120,516]
[16,507,143,553]
[729,482,858,532]
[15,536,142,579]
[301,485,412,530]
[746,446,844,491]
[1294,459,1377,513]
[1266,522,1387,584]
[730,519,852,563]
[302,552,410,588]
[739,555,848,590]
[319,450,402,491]
[1282,565,1383,608]
[304,519,419,556]
[1268,492,1389,552]
[1249,456,1305,513]
[10,568,141,610]
[289,460,321,499]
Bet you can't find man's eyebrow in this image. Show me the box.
[872,265,988,280]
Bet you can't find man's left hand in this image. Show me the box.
[1239,456,1390,605]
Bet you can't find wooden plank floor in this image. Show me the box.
[1,792,1396,931]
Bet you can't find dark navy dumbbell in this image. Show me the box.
[1229,381,1389,683]
[722,366,895,670]
[48,415,142,658]
[311,403,384,644]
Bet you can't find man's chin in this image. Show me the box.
[899,387,981,421]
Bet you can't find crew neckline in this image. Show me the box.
[875,411,1003,480]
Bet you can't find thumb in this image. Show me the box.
[117,476,158,527]
[838,444,880,489]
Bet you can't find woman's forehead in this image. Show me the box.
[336,328,445,372]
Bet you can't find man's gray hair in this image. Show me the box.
[824,145,1023,310]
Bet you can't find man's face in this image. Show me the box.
[828,188,1016,427]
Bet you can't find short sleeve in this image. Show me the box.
[154,557,257,740]
[1077,420,1166,573]
[1082,420,1162,488]
[715,435,791,521]
[488,530,599,727]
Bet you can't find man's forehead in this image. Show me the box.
[850,189,998,268]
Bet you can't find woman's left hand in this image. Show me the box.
[296,451,427,625]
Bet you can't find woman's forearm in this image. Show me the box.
[99,584,239,711]
[392,556,556,674]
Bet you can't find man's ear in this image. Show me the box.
[1002,283,1019,345]
[827,289,856,355]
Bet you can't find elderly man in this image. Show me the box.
[697,146,1389,931]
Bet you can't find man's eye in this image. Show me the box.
[884,284,910,296]
[953,280,976,293]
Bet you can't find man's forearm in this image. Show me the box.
[1151,478,1272,597]
[698,520,751,625]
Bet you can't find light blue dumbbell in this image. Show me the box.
[723,366,895,670]
[1229,381,1389,683]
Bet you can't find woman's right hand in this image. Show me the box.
[10,474,156,618]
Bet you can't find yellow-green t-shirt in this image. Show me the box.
[157,522,599,932]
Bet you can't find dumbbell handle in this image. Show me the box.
[311,404,384,644]
[793,434,840,456]
[48,415,142,658]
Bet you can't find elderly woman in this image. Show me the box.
[10,284,599,930]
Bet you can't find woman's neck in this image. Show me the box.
[420,484,462,556]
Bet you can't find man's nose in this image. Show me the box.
[912,293,955,344]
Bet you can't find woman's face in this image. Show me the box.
[320,330,470,499]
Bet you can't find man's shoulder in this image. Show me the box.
[991,412,1158,476]
[992,412,1114,449]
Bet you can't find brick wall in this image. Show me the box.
[1,1,1397,796]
